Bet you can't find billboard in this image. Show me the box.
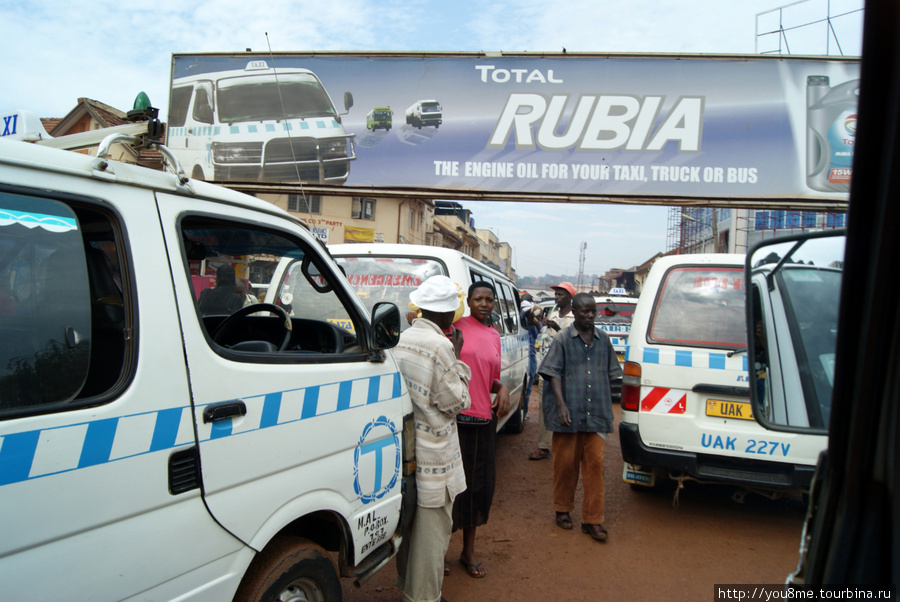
[167,52,859,202]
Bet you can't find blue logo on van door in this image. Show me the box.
[353,416,400,503]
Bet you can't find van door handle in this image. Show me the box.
[203,401,247,423]
[692,384,750,398]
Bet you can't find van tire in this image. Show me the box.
[191,165,206,181]
[234,536,341,602]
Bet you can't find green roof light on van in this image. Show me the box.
[132,92,152,112]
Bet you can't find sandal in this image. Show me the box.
[528,448,552,460]
[459,558,486,578]
[555,512,573,530]
[581,522,608,542]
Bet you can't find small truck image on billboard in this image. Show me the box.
[166,58,356,183]
[405,99,442,129]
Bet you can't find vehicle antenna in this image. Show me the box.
[266,32,311,213]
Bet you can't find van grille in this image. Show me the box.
[265,137,318,163]
[262,137,349,182]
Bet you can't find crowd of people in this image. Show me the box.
[395,276,621,602]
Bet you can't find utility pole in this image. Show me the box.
[576,241,587,291]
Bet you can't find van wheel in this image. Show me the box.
[191,166,205,181]
[234,536,341,602]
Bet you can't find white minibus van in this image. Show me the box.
[167,59,356,183]
[327,243,530,433]
[620,253,826,492]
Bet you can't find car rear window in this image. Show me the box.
[595,301,637,324]
[333,255,446,331]
[648,266,746,348]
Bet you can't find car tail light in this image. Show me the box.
[621,361,641,411]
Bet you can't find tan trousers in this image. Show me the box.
[552,432,607,525]
[396,490,453,602]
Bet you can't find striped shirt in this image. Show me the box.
[538,324,623,434]
[393,318,472,508]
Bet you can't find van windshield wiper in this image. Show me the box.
[726,346,747,357]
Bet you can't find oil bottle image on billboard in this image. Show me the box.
[806,75,858,193]
[166,60,356,183]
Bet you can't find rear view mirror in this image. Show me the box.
[746,230,846,435]
[371,302,401,350]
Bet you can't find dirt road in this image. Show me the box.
[342,387,806,601]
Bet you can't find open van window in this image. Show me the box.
[181,217,359,356]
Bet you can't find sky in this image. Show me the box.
[2,0,864,278]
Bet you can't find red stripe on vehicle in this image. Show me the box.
[640,387,668,412]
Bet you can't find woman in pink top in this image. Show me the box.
[451,281,510,578]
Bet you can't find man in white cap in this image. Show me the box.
[394,275,471,602]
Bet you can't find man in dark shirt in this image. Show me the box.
[538,292,622,542]
[197,264,244,317]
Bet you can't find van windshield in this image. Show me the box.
[217,73,337,123]
[333,255,446,331]
[648,266,746,348]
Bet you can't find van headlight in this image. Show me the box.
[212,141,263,164]
[320,138,347,160]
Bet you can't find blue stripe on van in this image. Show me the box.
[302,386,320,419]
[337,380,353,411]
[634,346,745,371]
[367,376,381,405]
[151,408,184,452]
[393,372,402,398]
[78,418,117,468]
[261,392,282,428]
[0,373,406,488]
[0,431,40,486]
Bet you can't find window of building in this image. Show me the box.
[755,211,768,231]
[826,213,845,228]
[288,194,321,214]
[773,210,786,230]
[352,198,375,221]
[803,212,818,228]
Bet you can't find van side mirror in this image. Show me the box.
[371,302,401,350]
[195,102,214,125]
[343,92,354,114]
[746,230,845,435]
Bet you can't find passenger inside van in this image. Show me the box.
[198,264,244,317]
